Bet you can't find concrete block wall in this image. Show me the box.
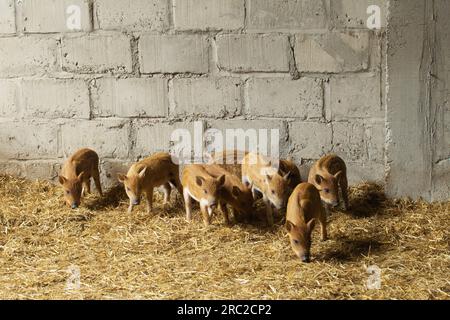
[0,0,447,201]
[0,0,386,189]
[386,0,450,202]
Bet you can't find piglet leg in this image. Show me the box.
[146,188,154,213]
[127,200,134,213]
[263,195,274,226]
[162,183,171,204]
[183,188,192,221]
[200,203,211,227]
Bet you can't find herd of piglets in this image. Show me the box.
[58,148,349,262]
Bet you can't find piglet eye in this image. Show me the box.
[204,190,208,194]
[66,191,70,195]
[293,239,299,244]
[126,187,131,191]
[324,188,330,193]
[271,190,275,194]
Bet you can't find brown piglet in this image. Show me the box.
[59,148,103,209]
[286,183,327,262]
[308,154,349,211]
[242,153,291,226]
[279,158,301,190]
[118,152,182,213]
[203,164,254,224]
[181,164,225,227]
[209,150,300,193]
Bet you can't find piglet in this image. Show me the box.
[59,148,103,209]
[308,154,349,211]
[203,164,254,224]
[118,152,182,213]
[279,157,301,190]
[241,153,291,226]
[182,164,225,227]
[286,183,327,263]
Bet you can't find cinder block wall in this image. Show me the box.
[0,0,446,201]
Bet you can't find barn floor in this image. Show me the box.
[0,175,448,300]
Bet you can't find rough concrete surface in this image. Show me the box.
[0,0,447,200]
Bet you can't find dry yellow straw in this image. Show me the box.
[0,175,448,300]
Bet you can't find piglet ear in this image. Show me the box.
[334,170,343,179]
[307,218,316,232]
[117,174,127,183]
[315,174,324,185]
[217,175,226,186]
[285,220,295,232]
[283,171,291,181]
[59,176,67,185]
[77,171,86,181]
[138,167,147,179]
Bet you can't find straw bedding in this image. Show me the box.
[0,174,448,300]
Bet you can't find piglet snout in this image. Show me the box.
[301,255,310,263]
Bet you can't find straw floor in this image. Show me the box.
[0,175,448,299]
